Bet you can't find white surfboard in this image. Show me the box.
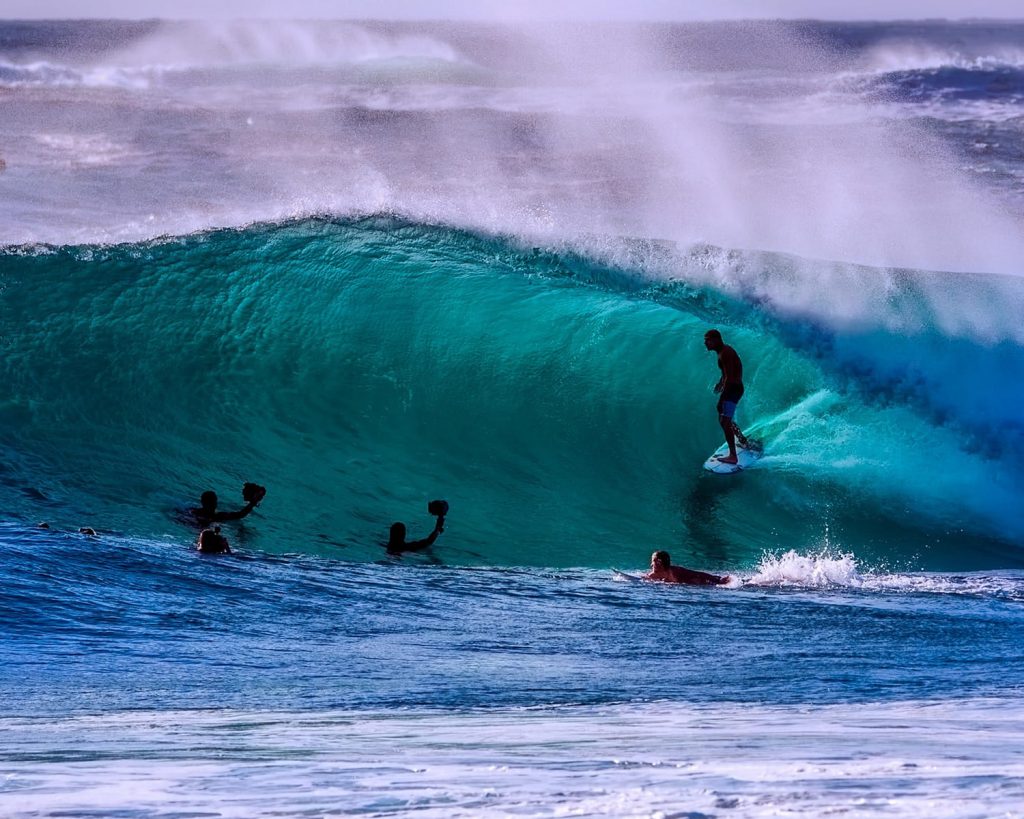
[703,441,762,474]
[612,569,645,583]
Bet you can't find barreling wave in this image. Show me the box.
[2,216,1022,570]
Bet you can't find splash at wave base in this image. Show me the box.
[2,216,1022,570]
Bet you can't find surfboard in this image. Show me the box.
[612,569,645,582]
[703,441,762,474]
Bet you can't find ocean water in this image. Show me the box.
[1,18,1023,818]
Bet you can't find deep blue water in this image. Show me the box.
[4,522,1023,717]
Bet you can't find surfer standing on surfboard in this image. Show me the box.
[704,329,753,465]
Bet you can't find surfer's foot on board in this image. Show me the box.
[716,454,738,464]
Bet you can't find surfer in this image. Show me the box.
[386,500,447,556]
[704,328,753,465]
[189,483,266,527]
[646,550,730,586]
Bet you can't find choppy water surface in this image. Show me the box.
[3,523,1024,816]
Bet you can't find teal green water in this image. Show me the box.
[2,217,1022,570]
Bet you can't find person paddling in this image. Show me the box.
[646,550,730,586]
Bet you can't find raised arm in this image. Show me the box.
[212,502,256,522]
[402,517,444,552]
[213,483,266,522]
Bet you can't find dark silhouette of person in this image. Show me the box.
[645,550,730,586]
[189,483,266,527]
[196,527,231,554]
[704,328,755,464]
[386,516,444,556]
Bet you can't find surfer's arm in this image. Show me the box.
[399,536,435,552]
[402,520,444,552]
[213,502,256,522]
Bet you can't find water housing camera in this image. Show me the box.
[428,499,449,517]
[243,482,267,505]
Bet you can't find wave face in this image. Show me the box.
[2,217,1023,570]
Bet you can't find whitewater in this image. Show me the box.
[1,17,1023,819]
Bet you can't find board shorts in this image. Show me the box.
[717,383,744,420]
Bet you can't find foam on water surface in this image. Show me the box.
[2,701,1023,818]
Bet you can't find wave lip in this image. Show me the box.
[0,21,470,90]
[106,21,466,70]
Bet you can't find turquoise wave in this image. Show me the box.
[2,216,1022,569]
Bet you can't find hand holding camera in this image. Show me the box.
[428,499,448,532]
[242,482,267,506]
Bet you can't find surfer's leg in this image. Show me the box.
[716,399,741,464]
[718,413,738,462]
[731,422,763,451]
[731,421,750,449]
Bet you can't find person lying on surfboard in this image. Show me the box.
[646,550,730,586]
[704,328,755,464]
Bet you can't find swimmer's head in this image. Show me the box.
[651,550,671,571]
[389,522,406,543]
[200,490,218,511]
[197,528,229,553]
